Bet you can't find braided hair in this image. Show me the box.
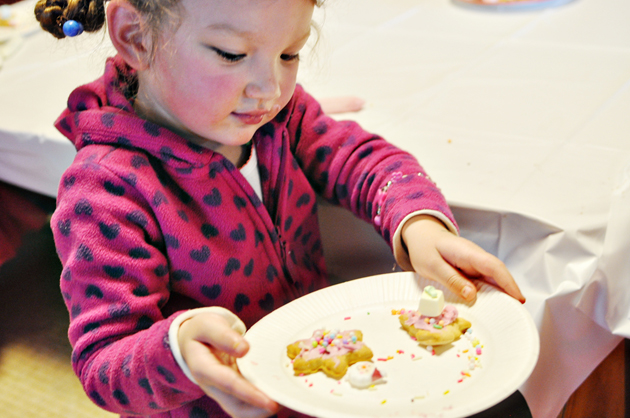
[34,0,324,40]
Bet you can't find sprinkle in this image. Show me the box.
[461,371,471,377]
[457,379,463,383]
[309,383,313,387]
[433,324,443,329]
[476,348,482,355]
[344,316,351,320]
[391,309,398,315]
[387,355,394,360]
[425,286,438,298]
[443,390,450,395]
[381,400,387,405]
[377,357,389,362]
[397,350,405,354]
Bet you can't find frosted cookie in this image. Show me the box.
[346,361,386,389]
[399,286,471,346]
[287,329,373,379]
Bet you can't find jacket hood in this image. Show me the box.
[55,55,215,169]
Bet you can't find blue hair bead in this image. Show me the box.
[62,20,84,37]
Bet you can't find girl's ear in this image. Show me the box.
[107,0,152,70]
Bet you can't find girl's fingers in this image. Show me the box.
[177,313,278,414]
[182,312,249,357]
[184,339,278,412]
[437,239,526,303]
[423,251,478,302]
[206,386,279,418]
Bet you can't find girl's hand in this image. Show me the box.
[401,215,526,303]
[178,312,279,418]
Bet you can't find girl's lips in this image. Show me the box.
[232,110,269,125]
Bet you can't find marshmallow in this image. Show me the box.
[418,285,444,317]
[346,362,386,389]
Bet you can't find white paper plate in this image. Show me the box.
[453,0,576,11]
[237,272,539,418]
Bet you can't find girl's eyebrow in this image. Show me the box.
[206,23,311,44]
[206,23,252,37]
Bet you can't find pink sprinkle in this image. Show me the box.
[431,350,436,356]
[344,316,351,320]
[457,379,463,383]
[377,357,388,362]
[476,348,482,355]
[411,354,415,359]
[397,350,405,354]
[309,383,313,387]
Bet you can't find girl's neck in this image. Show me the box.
[133,96,249,168]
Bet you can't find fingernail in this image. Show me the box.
[462,286,473,300]
[233,339,246,355]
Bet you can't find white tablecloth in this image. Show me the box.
[1,0,630,417]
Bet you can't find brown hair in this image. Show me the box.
[35,0,322,40]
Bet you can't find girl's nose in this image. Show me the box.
[245,61,281,101]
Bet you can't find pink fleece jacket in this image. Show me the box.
[51,55,457,417]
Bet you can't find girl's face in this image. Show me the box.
[135,0,314,150]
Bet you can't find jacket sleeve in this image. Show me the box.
[287,85,458,250]
[51,148,205,415]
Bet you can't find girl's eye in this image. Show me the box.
[281,53,300,62]
[210,47,246,63]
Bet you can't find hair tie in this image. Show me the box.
[62,20,84,37]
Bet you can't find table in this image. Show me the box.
[1,0,629,417]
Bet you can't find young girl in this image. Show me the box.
[35,0,525,417]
